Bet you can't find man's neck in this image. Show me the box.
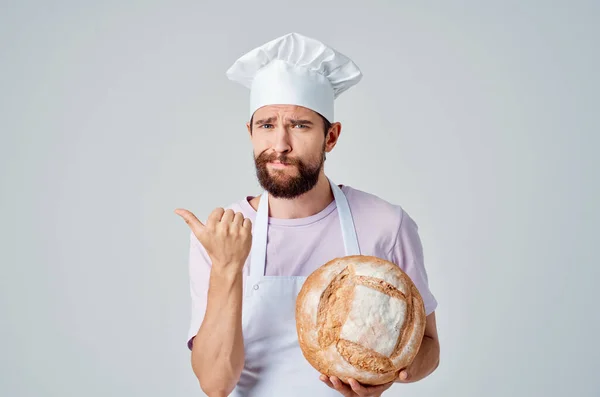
[251,173,334,219]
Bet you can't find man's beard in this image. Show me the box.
[254,149,325,199]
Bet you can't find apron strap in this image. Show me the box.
[329,179,361,256]
[249,191,269,282]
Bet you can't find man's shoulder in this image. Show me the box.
[343,185,406,219]
[341,185,415,255]
[341,184,413,242]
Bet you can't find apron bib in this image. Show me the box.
[231,179,360,397]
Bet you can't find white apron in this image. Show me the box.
[230,179,361,397]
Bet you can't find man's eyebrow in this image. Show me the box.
[288,119,314,125]
[254,117,276,125]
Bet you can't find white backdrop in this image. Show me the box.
[1,1,598,396]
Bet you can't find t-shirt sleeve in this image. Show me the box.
[390,208,438,316]
[186,230,212,350]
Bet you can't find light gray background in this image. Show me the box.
[1,1,598,396]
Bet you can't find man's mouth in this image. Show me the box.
[268,161,292,168]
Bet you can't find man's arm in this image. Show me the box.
[390,208,440,383]
[176,207,253,397]
[396,311,440,383]
[191,266,245,397]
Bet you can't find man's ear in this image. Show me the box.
[325,122,342,153]
[246,121,252,138]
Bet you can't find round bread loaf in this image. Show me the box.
[295,255,426,385]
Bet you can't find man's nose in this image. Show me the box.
[272,126,292,153]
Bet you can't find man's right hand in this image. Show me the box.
[175,207,253,274]
[176,207,250,396]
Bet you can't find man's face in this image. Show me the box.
[247,105,337,199]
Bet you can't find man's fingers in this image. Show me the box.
[174,209,205,233]
[398,370,409,381]
[233,211,244,225]
[207,207,225,228]
[348,377,394,396]
[319,374,334,389]
[329,376,353,396]
[221,209,235,223]
[348,378,366,394]
[243,217,252,230]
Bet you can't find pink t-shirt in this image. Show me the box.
[186,185,438,349]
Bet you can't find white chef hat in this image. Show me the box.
[225,32,362,123]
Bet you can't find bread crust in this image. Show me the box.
[296,255,426,385]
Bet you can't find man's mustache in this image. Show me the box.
[256,152,300,166]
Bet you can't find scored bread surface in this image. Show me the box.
[296,255,426,385]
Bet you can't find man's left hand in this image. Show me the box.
[319,372,406,397]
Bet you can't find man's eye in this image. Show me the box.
[294,124,307,129]
[261,124,273,129]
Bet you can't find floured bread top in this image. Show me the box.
[340,284,407,357]
[296,255,426,385]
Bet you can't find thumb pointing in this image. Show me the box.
[174,208,205,235]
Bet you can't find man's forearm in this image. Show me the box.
[398,335,440,383]
[191,267,245,396]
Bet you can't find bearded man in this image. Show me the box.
[175,32,440,397]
